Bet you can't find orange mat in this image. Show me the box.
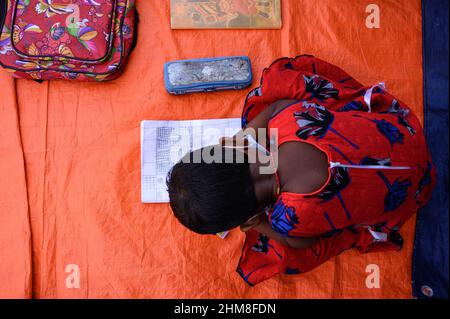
[0,0,424,298]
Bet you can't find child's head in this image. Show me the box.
[167,145,258,235]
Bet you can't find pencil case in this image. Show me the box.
[164,56,253,94]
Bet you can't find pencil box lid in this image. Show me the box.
[164,56,253,94]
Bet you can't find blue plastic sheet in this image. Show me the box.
[412,0,449,299]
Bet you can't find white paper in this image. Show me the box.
[141,118,242,203]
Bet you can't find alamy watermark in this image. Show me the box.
[365,264,381,289]
[366,4,381,29]
[65,264,80,289]
[169,127,279,175]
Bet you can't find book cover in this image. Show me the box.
[170,0,282,29]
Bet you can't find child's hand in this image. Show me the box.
[240,213,265,232]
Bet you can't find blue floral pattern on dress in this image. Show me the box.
[252,234,283,260]
[237,265,267,286]
[338,100,365,112]
[295,103,360,149]
[270,200,299,236]
[354,114,404,146]
[376,170,412,213]
[382,99,416,136]
[360,156,392,166]
[285,267,300,275]
[415,162,433,203]
[303,75,340,100]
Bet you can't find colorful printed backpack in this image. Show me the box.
[0,0,137,81]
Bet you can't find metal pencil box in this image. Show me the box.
[164,56,253,95]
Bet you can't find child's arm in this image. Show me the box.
[221,99,299,145]
[241,214,317,249]
[244,99,299,135]
[255,219,317,249]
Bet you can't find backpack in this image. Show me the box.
[0,0,137,81]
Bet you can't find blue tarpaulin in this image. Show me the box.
[412,0,449,299]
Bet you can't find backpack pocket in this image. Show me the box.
[10,0,116,63]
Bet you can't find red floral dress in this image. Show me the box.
[237,55,436,286]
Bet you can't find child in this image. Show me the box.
[167,55,436,285]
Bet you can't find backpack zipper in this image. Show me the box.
[330,162,412,170]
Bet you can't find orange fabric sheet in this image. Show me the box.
[0,0,424,298]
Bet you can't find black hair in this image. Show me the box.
[166,145,257,235]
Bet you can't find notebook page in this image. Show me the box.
[141,118,241,203]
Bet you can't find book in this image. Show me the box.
[170,0,282,29]
[140,118,241,203]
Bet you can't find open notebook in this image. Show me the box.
[140,118,241,204]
